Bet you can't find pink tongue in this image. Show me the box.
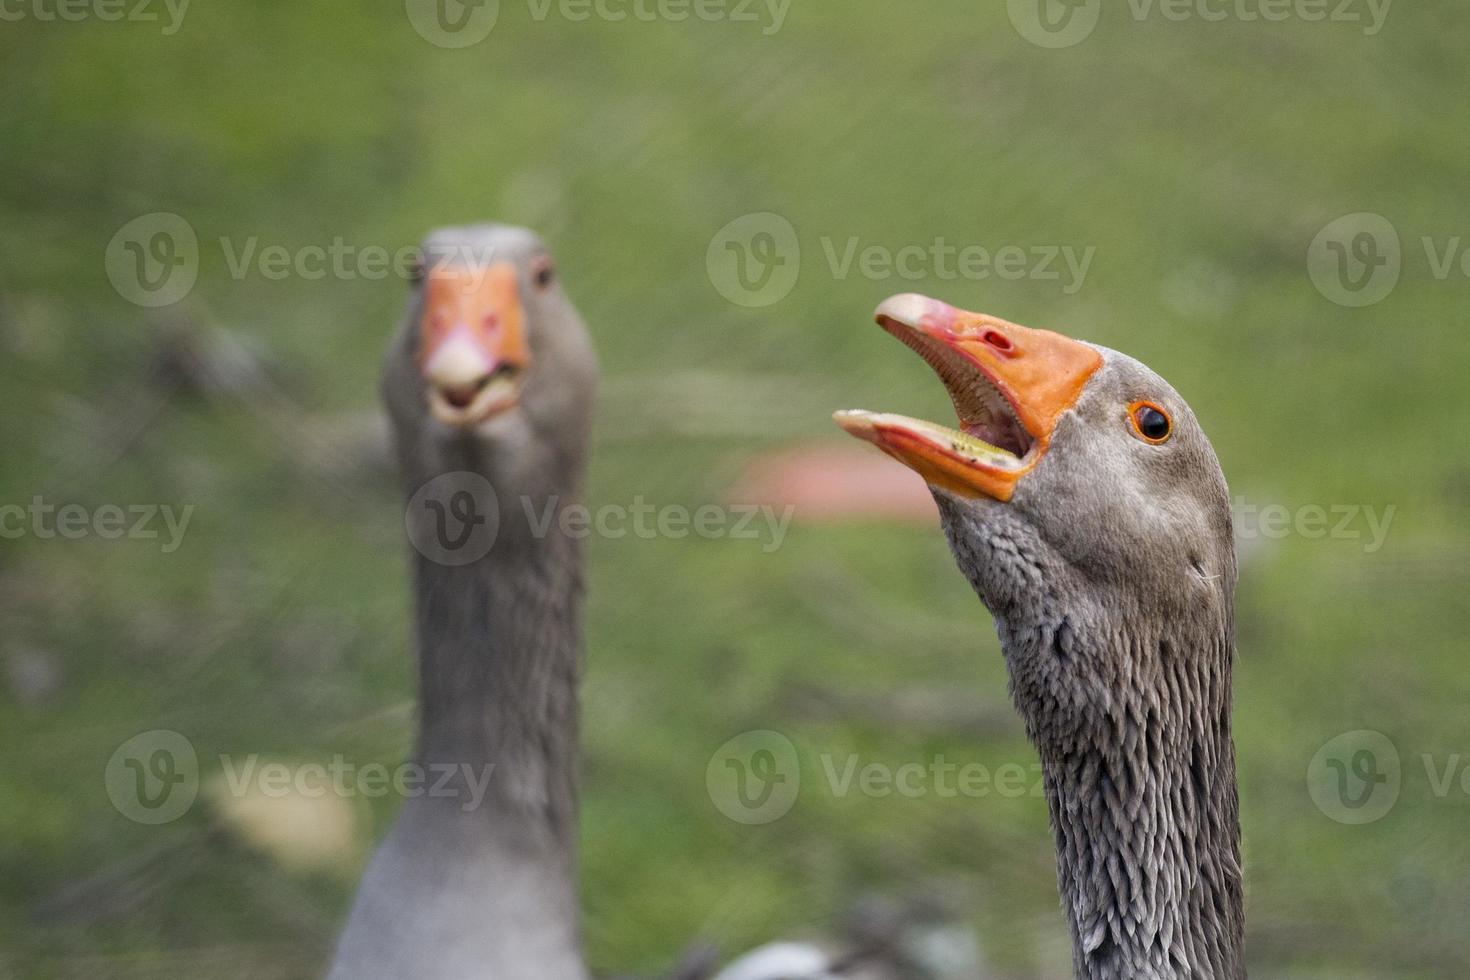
[963,415,1026,456]
[962,423,1000,446]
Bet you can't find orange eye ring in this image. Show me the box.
[1128,400,1172,444]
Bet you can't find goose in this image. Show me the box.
[327,224,880,980]
[328,224,597,980]
[835,294,1245,980]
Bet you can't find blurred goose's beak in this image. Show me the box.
[420,262,530,427]
[834,293,1101,501]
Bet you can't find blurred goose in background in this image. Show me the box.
[328,225,596,980]
[326,227,969,980]
[836,294,1246,980]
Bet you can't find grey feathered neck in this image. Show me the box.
[403,434,586,840]
[328,227,596,980]
[938,495,1245,980]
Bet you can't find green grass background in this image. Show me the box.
[2,2,1468,977]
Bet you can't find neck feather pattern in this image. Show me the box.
[405,438,586,845]
[1010,614,1245,980]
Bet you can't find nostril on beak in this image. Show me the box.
[982,329,1014,353]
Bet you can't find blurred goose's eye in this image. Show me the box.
[408,252,425,287]
[1129,401,1171,443]
[532,256,555,291]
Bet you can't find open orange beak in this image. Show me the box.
[419,262,530,427]
[834,293,1102,501]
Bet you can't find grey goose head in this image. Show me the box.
[835,293,1236,725]
[383,223,597,499]
[836,293,1244,980]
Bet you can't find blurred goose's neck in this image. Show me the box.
[405,438,586,839]
[414,538,582,831]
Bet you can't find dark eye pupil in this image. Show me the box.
[1138,407,1169,439]
[536,265,554,287]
